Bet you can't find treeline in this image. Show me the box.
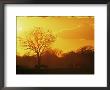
[16,46,94,74]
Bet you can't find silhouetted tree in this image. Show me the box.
[76,46,94,73]
[18,27,56,69]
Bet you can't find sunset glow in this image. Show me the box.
[16,16,94,56]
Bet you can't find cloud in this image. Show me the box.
[58,29,94,40]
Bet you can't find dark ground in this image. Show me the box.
[16,65,94,74]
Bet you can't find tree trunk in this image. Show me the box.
[37,54,40,66]
[37,52,41,70]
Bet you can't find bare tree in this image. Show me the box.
[18,27,56,69]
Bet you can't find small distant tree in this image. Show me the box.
[18,27,56,69]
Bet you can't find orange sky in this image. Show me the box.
[16,16,94,56]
